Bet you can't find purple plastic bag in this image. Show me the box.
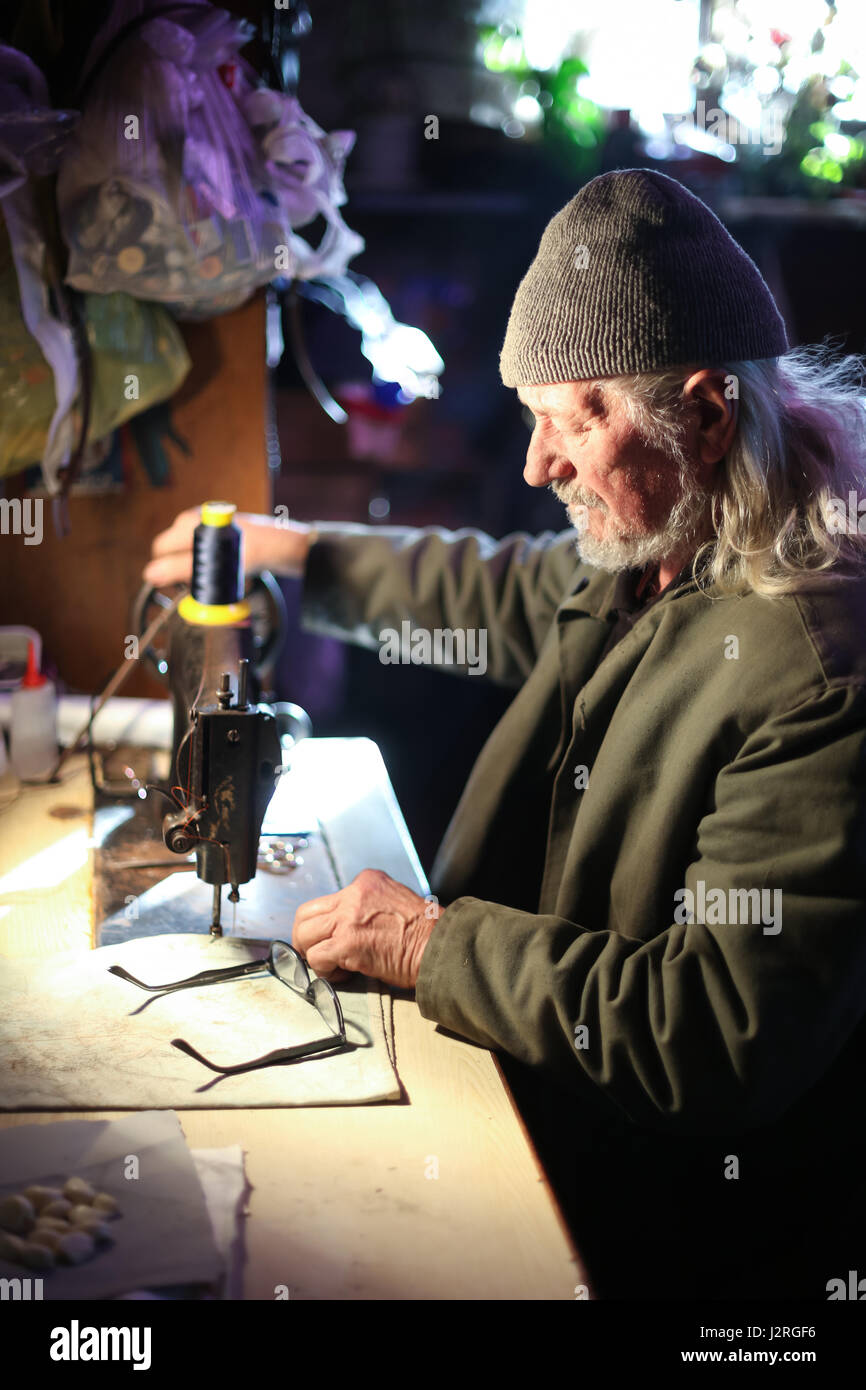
[57,0,283,318]
[58,0,363,317]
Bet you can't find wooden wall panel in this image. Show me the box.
[0,293,269,697]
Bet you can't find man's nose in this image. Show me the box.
[523,433,576,488]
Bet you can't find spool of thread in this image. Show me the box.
[191,501,242,607]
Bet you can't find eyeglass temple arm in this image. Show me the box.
[171,1033,347,1074]
[108,960,266,993]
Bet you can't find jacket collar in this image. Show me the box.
[557,547,714,622]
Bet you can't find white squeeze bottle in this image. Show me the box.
[10,639,57,780]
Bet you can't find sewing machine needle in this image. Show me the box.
[211,883,222,938]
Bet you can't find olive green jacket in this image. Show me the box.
[301,523,866,1146]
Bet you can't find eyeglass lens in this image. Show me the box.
[270,941,309,993]
[270,943,342,1038]
[308,977,342,1037]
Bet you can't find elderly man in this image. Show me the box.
[147,170,866,1300]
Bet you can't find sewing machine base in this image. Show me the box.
[91,737,429,947]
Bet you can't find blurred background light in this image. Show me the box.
[520,0,581,71]
[577,0,700,128]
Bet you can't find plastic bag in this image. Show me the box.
[0,212,58,477]
[58,1,364,318]
[0,41,190,484]
[85,291,192,444]
[0,52,189,480]
[0,203,191,481]
[0,45,79,485]
[57,0,287,318]
[240,89,364,280]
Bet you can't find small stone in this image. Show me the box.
[23,1185,63,1211]
[92,1193,120,1218]
[79,1219,112,1245]
[0,1194,35,1235]
[63,1177,96,1205]
[20,1241,54,1270]
[29,1227,66,1252]
[70,1207,110,1235]
[32,1217,69,1236]
[68,1204,98,1226]
[57,1230,95,1265]
[0,1231,26,1263]
[42,1198,72,1221]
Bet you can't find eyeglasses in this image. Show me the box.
[108,940,347,1074]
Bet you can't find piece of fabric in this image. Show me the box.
[300,520,866,1298]
[0,1111,222,1299]
[0,934,400,1108]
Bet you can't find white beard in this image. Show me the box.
[554,469,711,573]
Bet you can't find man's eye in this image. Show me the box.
[521,406,537,431]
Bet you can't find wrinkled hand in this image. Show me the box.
[143,506,311,586]
[292,869,442,990]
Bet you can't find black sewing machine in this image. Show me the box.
[161,656,283,936]
[91,501,311,941]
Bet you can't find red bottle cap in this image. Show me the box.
[21,639,46,688]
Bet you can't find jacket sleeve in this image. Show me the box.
[300,522,581,687]
[415,681,866,1134]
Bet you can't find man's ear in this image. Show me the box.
[682,368,738,466]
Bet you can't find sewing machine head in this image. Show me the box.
[140,501,299,936]
[161,657,283,935]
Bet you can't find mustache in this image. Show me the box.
[551,480,609,513]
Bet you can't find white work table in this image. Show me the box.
[0,745,586,1300]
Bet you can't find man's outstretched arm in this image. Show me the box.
[144,509,584,688]
[300,521,583,686]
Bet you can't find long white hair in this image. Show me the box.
[601,345,866,596]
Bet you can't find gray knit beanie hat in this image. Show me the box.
[499,168,788,385]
